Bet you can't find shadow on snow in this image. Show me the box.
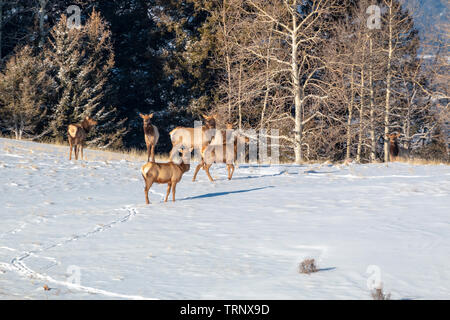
[182,186,275,201]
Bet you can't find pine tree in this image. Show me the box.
[0,45,52,139]
[45,10,125,147]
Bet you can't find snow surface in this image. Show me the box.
[0,137,449,300]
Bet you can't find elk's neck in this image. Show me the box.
[81,121,92,132]
[144,124,154,135]
[179,162,190,172]
[390,141,399,155]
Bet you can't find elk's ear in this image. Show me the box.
[139,113,145,119]
[85,116,90,120]
[149,113,154,119]
[202,114,208,119]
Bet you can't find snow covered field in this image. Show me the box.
[0,137,449,300]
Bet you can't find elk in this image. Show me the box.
[68,116,97,161]
[140,113,160,162]
[387,133,410,162]
[169,114,217,160]
[192,124,249,182]
[141,152,191,204]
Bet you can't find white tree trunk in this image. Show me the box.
[369,38,377,162]
[346,65,355,160]
[357,64,365,162]
[238,62,243,130]
[292,12,302,164]
[384,2,394,162]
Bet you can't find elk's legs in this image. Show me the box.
[165,183,171,202]
[144,177,154,204]
[204,164,214,182]
[151,144,156,162]
[192,162,203,181]
[69,140,73,161]
[171,183,176,202]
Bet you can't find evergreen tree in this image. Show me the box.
[45,10,125,147]
[0,45,52,139]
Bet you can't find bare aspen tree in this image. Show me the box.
[368,36,377,162]
[416,17,449,160]
[218,0,235,119]
[382,0,394,162]
[345,64,355,160]
[210,0,442,162]
[377,0,419,161]
[356,42,366,163]
[230,0,340,163]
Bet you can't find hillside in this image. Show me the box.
[0,138,449,299]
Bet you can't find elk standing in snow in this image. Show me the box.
[68,116,97,161]
[192,124,249,182]
[169,114,217,160]
[141,152,190,204]
[140,113,160,162]
[387,133,409,162]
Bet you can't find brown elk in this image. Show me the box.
[68,116,97,161]
[141,153,191,204]
[192,124,249,182]
[140,113,160,162]
[169,114,217,159]
[387,133,410,162]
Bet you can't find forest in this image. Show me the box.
[0,0,448,163]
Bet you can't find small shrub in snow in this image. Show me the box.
[298,259,318,274]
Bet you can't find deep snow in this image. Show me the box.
[0,137,449,299]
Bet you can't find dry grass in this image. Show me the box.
[338,157,449,166]
[371,286,391,300]
[298,258,318,274]
[0,135,172,163]
[394,158,448,165]
[1,135,448,165]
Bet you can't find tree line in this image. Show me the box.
[0,0,448,162]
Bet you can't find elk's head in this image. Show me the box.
[202,114,217,129]
[387,133,400,144]
[139,113,154,127]
[81,116,97,131]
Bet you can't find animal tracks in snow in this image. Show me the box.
[1,206,155,299]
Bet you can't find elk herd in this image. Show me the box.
[67,114,409,204]
[67,113,249,204]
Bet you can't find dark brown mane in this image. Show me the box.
[144,123,155,135]
[390,140,399,157]
[205,118,216,129]
[80,118,94,133]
